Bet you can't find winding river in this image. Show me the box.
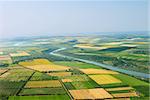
[50,48,150,79]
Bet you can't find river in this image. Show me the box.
[50,48,150,79]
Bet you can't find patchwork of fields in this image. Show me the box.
[0,35,149,100]
[1,58,148,99]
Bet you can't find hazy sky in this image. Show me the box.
[0,0,148,39]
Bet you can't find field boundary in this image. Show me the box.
[59,79,74,100]
[16,71,35,95]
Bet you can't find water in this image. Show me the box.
[50,48,150,79]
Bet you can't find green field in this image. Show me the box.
[54,61,102,69]
[30,72,56,81]
[19,88,66,95]
[0,69,34,82]
[113,74,149,96]
[9,95,70,100]
[71,81,100,89]
[0,33,149,99]
[0,81,24,96]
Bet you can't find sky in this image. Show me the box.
[0,0,149,39]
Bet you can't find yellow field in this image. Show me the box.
[0,69,8,74]
[79,68,119,75]
[74,43,121,50]
[25,80,62,88]
[0,72,10,78]
[19,59,53,66]
[134,42,148,44]
[10,51,30,57]
[121,44,137,47]
[106,87,134,91]
[62,79,73,82]
[48,72,72,77]
[112,91,138,98]
[74,44,108,50]
[69,88,113,99]
[105,98,130,100]
[89,75,122,85]
[103,42,123,45]
[19,59,70,72]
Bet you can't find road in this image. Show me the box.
[50,48,150,79]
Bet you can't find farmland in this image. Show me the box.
[69,88,113,99]
[79,68,119,74]
[0,33,149,100]
[89,74,122,85]
[19,59,70,72]
[24,80,62,88]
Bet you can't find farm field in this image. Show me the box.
[8,95,70,100]
[19,59,70,72]
[0,68,34,82]
[19,87,66,95]
[47,72,72,77]
[69,88,113,99]
[54,61,102,69]
[10,51,30,57]
[30,72,55,81]
[89,74,122,85]
[79,68,119,74]
[0,68,8,75]
[0,33,149,100]
[24,80,62,88]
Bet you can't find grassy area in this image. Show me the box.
[9,95,70,100]
[54,61,102,69]
[101,83,129,88]
[19,87,66,95]
[71,81,100,89]
[64,82,75,90]
[0,81,24,96]
[30,72,56,81]
[0,69,34,82]
[112,74,149,96]
[64,75,89,82]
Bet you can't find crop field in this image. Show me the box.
[89,75,122,85]
[0,68,8,75]
[106,87,134,91]
[74,44,114,50]
[0,71,10,78]
[0,55,12,64]
[9,95,70,100]
[0,55,11,61]
[0,68,34,82]
[48,72,72,77]
[0,34,149,100]
[10,51,30,57]
[19,87,66,95]
[64,75,89,82]
[0,81,24,96]
[100,46,135,52]
[55,61,101,69]
[62,79,73,82]
[19,59,70,72]
[71,81,99,89]
[30,72,55,81]
[20,59,53,65]
[69,88,113,99]
[24,80,62,88]
[111,91,138,98]
[79,68,119,74]
[112,74,149,96]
